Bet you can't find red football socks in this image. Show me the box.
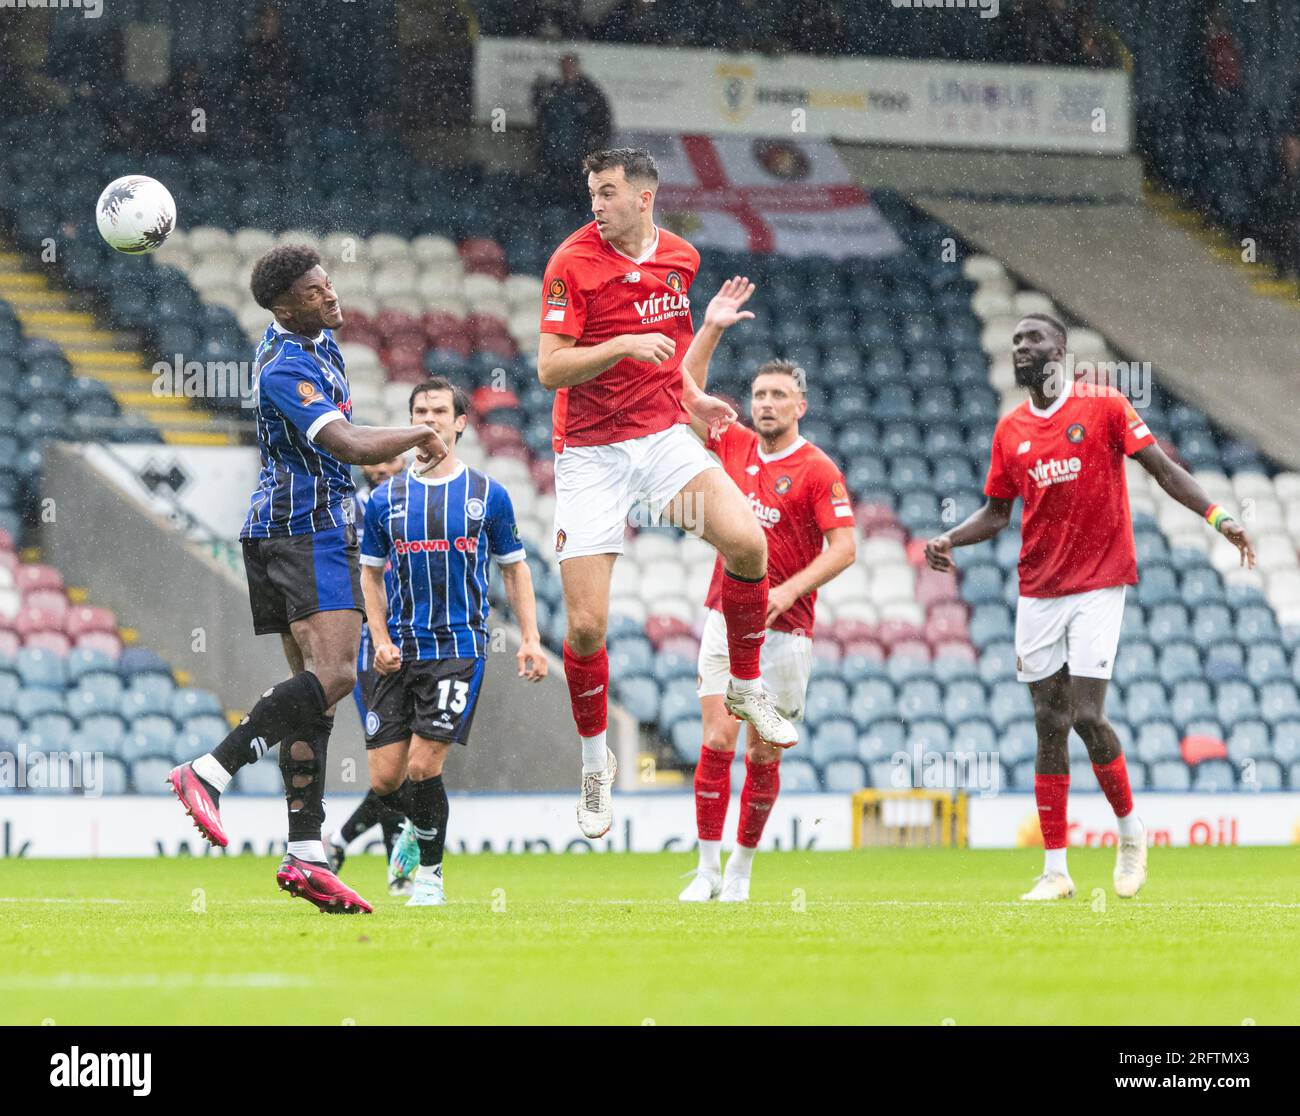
[720,570,767,681]
[562,642,608,738]
[694,746,734,842]
[737,756,780,848]
[1034,773,1070,849]
[1092,754,1134,819]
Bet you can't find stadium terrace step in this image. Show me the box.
[161,429,236,446]
[15,309,97,329]
[67,349,143,369]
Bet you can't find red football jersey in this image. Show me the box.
[984,380,1156,598]
[703,424,854,637]
[539,222,699,452]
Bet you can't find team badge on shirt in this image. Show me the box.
[297,381,324,406]
[546,279,568,307]
[466,497,485,520]
[665,271,684,293]
[774,476,793,495]
[1066,423,1086,443]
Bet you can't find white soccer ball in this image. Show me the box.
[95,175,177,255]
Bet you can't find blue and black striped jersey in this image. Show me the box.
[241,321,356,539]
[361,463,526,661]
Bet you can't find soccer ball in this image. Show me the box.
[95,175,177,255]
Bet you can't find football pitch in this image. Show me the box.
[1,848,1296,1026]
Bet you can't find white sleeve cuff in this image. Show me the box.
[306,409,344,443]
[494,548,527,566]
[359,554,388,568]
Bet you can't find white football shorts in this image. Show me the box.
[552,423,716,561]
[1014,585,1127,683]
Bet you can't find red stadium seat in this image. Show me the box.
[659,634,700,659]
[472,386,520,415]
[478,425,525,455]
[842,639,885,661]
[382,344,427,381]
[812,636,842,661]
[15,606,65,638]
[645,615,692,648]
[931,640,977,661]
[459,237,509,280]
[867,523,908,545]
[76,630,124,659]
[22,589,67,615]
[878,623,926,653]
[855,504,896,533]
[421,311,465,342]
[15,564,63,593]
[24,630,71,655]
[0,529,15,553]
[529,459,555,493]
[915,568,960,605]
[64,606,118,638]
[476,333,519,360]
[832,619,876,646]
[905,539,929,567]
[0,630,18,658]
[1181,734,1228,766]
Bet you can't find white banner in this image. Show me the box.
[80,443,262,542]
[625,131,902,259]
[6,792,1294,858]
[476,38,1131,154]
[967,793,1300,849]
[0,793,848,858]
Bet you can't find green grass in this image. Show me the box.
[1,848,1296,1025]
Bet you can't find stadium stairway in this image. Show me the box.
[0,233,232,448]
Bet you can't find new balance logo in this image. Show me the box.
[1017,440,1031,454]
[699,791,720,799]
[623,271,640,283]
[743,632,766,640]
[578,685,605,698]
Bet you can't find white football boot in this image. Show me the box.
[719,865,751,903]
[1020,871,1077,901]
[577,748,618,838]
[724,681,798,748]
[1113,818,1148,898]
[678,869,722,902]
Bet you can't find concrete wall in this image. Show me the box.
[41,444,633,794]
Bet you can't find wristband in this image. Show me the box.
[1205,504,1233,533]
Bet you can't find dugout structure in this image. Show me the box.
[851,789,968,848]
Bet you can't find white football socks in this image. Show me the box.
[698,839,722,875]
[287,840,326,864]
[192,753,231,793]
[729,676,758,695]
[727,844,756,878]
[1117,812,1142,840]
[1044,847,1068,876]
[581,732,608,772]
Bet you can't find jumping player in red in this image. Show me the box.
[538,148,798,839]
[925,314,1255,901]
[675,282,857,900]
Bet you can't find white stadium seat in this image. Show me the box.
[1013,291,1057,317]
[367,232,411,264]
[1273,472,1300,502]
[834,599,879,626]
[191,226,235,254]
[320,231,366,263]
[962,255,1007,284]
[411,234,458,267]
[879,600,925,626]
[609,597,648,625]
[278,228,322,251]
[417,270,463,301]
[970,288,1014,321]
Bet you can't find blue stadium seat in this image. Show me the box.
[0,670,20,713]
[942,680,987,722]
[821,757,866,792]
[120,688,175,720]
[1158,643,1202,686]
[1205,641,1246,682]
[1259,682,1300,724]
[780,757,821,792]
[978,641,1017,685]
[840,654,885,685]
[14,688,65,721]
[858,720,905,762]
[129,756,175,793]
[15,647,66,690]
[988,680,1033,729]
[951,717,996,754]
[65,647,119,683]
[670,719,702,762]
[1147,604,1191,643]
[614,676,659,724]
[1226,720,1271,761]
[608,638,653,678]
[1010,758,1037,790]
[932,654,978,684]
[652,651,697,686]
[171,688,223,721]
[849,680,895,728]
[969,605,1014,647]
[810,717,858,764]
[79,713,128,755]
[98,756,129,795]
[27,712,74,748]
[1272,721,1300,764]
[1114,640,1157,687]
[1150,760,1192,791]
[1244,759,1283,791]
[229,760,285,795]
[804,678,851,727]
[1215,680,1259,723]
[1191,759,1236,792]
[907,718,951,753]
[1170,680,1215,731]
[1125,681,1171,726]
[657,680,699,731]
[897,679,942,722]
[181,714,229,751]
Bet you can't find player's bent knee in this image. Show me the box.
[1072,709,1108,739]
[565,619,606,656]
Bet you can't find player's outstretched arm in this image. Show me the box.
[1133,443,1255,567]
[499,561,548,682]
[924,497,1015,573]
[360,565,401,674]
[317,420,447,471]
[537,332,673,389]
[681,276,753,439]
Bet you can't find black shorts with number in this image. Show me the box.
[242,523,364,636]
[364,657,487,748]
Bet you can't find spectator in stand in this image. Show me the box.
[1264,62,1300,279]
[1200,2,1245,135]
[532,54,613,202]
[1077,2,1131,71]
[396,0,479,130]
